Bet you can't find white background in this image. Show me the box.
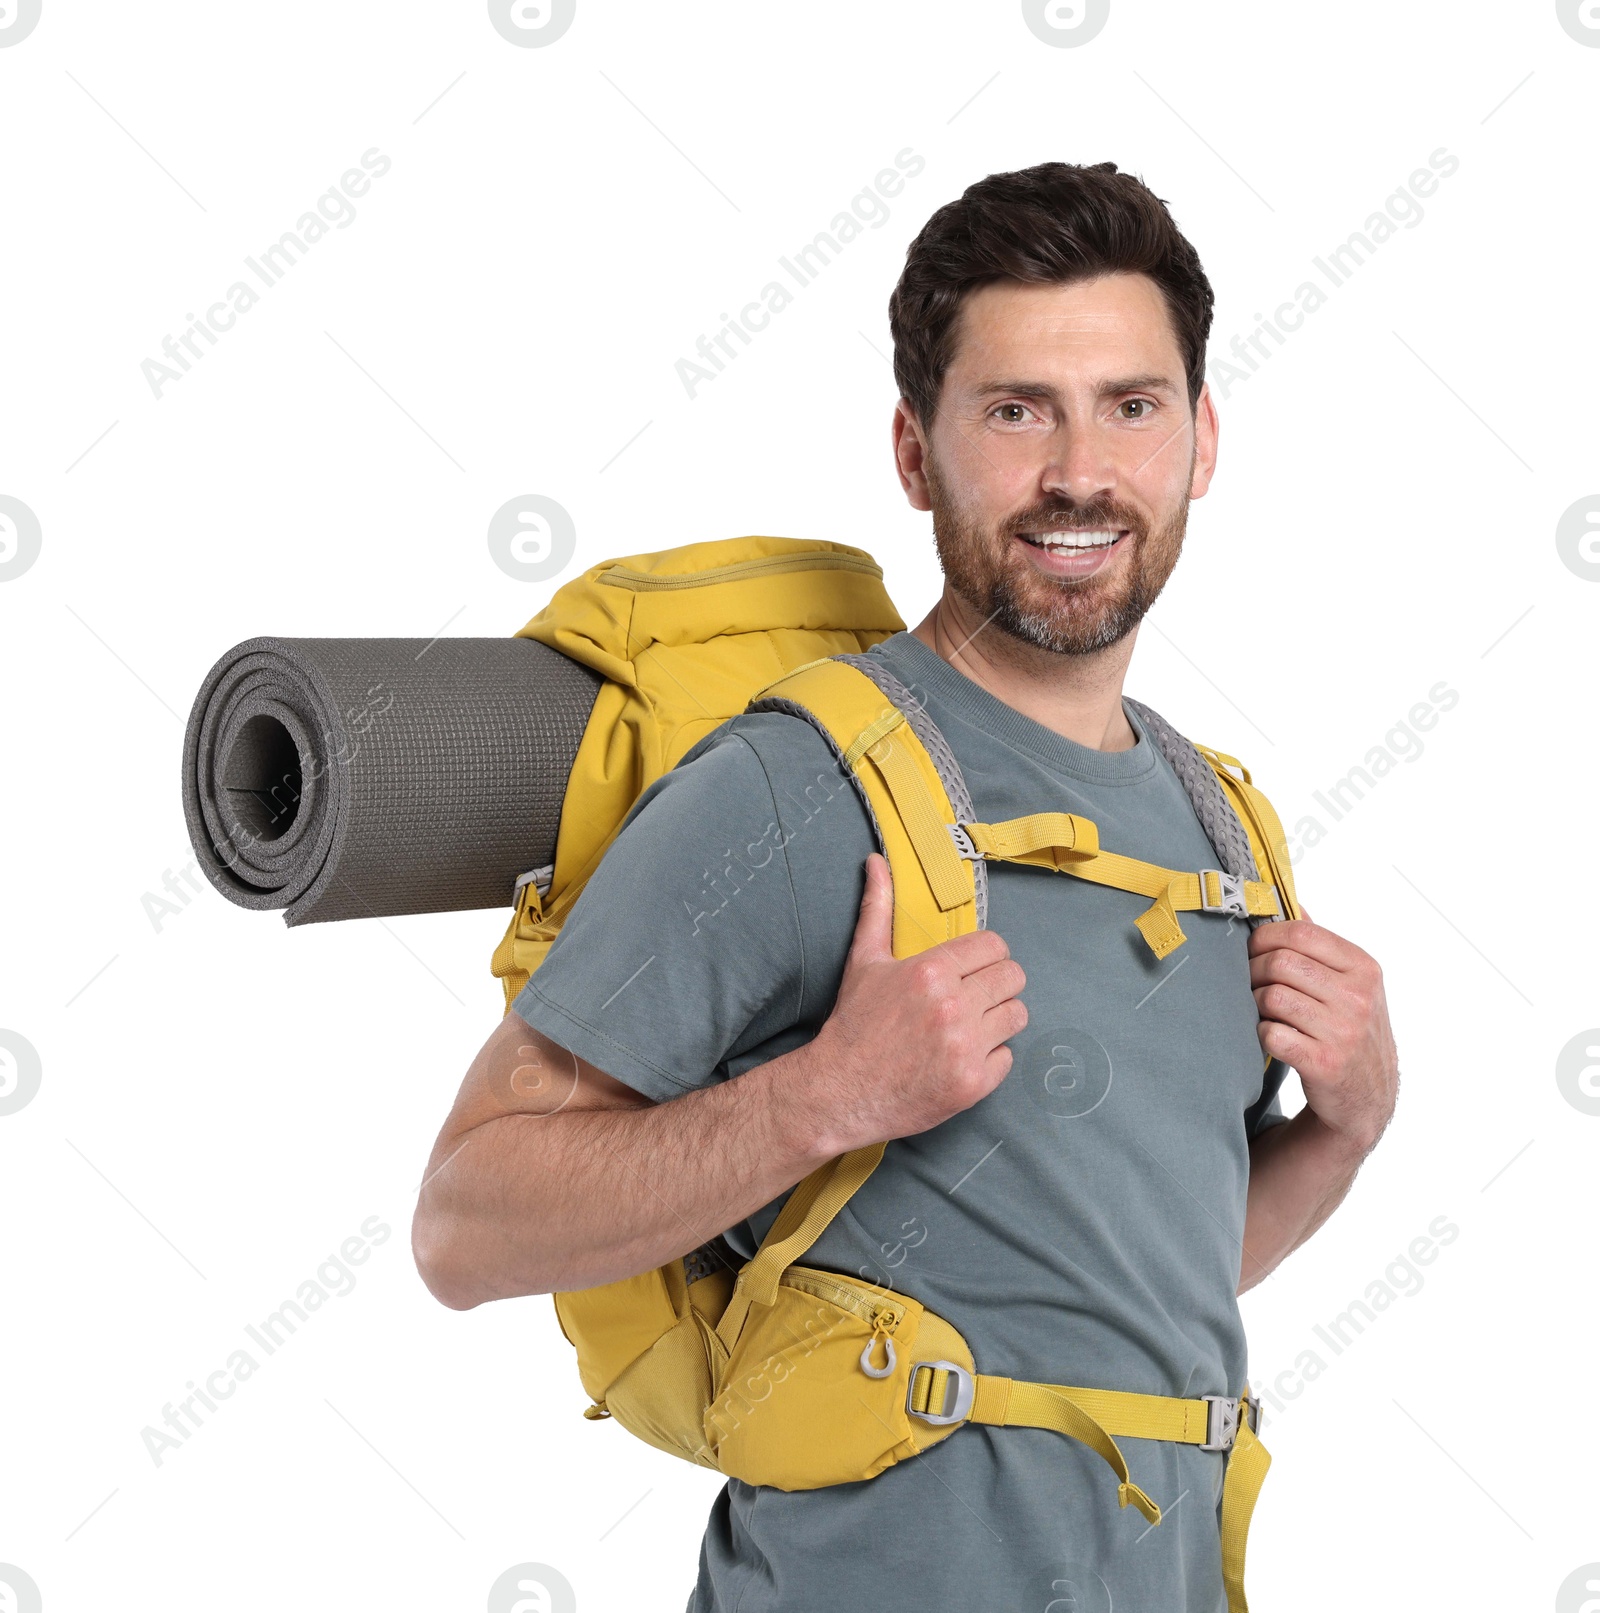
[1,2,1597,1609]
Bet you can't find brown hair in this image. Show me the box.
[888,161,1214,427]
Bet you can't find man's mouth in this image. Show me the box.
[1014,528,1130,577]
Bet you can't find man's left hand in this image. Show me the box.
[1247,910,1399,1155]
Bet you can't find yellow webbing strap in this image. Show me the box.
[963,817,1281,960]
[964,811,1099,867]
[865,730,972,912]
[915,1367,1269,1611]
[1220,1417,1271,1613]
[747,655,977,956]
[713,1143,887,1353]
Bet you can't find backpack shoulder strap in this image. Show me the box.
[715,655,981,1348]
[1123,697,1301,926]
[745,656,980,958]
[1195,745,1302,924]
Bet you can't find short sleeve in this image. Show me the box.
[1245,1057,1293,1138]
[510,713,872,1104]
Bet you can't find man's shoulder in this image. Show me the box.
[671,708,862,817]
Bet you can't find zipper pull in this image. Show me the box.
[858,1307,899,1379]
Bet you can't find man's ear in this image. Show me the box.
[892,399,933,510]
[1189,381,1220,500]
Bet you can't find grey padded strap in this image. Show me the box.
[1122,696,1278,929]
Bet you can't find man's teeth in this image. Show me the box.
[1023,530,1123,551]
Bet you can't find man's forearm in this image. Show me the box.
[1237,1107,1374,1294]
[414,1045,836,1309]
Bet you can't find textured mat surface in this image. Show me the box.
[181,637,602,924]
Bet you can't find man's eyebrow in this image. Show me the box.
[968,373,1183,401]
[1098,372,1181,397]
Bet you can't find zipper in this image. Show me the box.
[599,552,883,591]
[782,1265,904,1330]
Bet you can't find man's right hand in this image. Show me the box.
[795,852,1027,1156]
[414,853,1026,1305]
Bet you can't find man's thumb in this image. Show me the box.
[846,853,895,965]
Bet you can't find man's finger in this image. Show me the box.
[963,957,1027,1011]
[1257,1017,1313,1069]
[936,927,1013,977]
[845,853,896,966]
[1249,947,1340,1007]
[1248,916,1366,973]
[1253,982,1326,1038]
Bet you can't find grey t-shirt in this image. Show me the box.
[512,631,1289,1613]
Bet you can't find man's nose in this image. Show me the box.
[1038,424,1117,505]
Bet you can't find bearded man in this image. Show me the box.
[414,161,1399,1612]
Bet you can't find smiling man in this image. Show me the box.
[414,162,1399,1611]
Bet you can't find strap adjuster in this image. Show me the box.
[947,823,979,862]
[1198,869,1249,918]
[1201,1393,1246,1451]
[907,1360,975,1426]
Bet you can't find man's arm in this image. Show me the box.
[1236,913,1400,1295]
[412,855,1027,1309]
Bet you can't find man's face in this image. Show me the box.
[898,272,1217,656]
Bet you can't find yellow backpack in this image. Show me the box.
[492,536,1299,1613]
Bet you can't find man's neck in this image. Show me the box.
[909,589,1139,753]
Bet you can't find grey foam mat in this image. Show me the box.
[181,636,602,924]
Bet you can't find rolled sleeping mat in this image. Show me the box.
[181,637,602,924]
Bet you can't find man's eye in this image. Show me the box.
[1119,399,1154,419]
[995,403,1030,423]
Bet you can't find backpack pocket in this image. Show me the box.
[704,1265,972,1489]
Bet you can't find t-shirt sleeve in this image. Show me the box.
[509,713,874,1104]
[1245,1056,1293,1138]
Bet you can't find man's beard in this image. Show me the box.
[925,452,1190,657]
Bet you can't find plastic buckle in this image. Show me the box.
[1200,1394,1241,1451]
[512,864,554,901]
[947,823,979,862]
[906,1360,975,1426]
[1198,870,1249,918]
[1244,1395,1263,1435]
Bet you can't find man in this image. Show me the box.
[413,161,1399,1610]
